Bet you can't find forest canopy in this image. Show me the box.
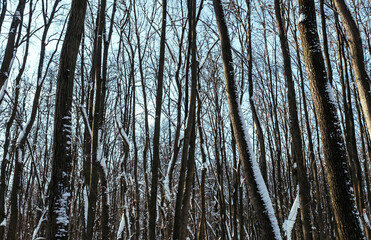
[0,0,370,239]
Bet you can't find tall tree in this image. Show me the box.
[273,0,312,238]
[212,0,282,239]
[148,0,167,238]
[47,0,88,238]
[297,0,365,238]
[0,0,26,104]
[331,0,371,139]
[173,0,199,238]
[6,1,61,239]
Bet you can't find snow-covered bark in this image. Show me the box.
[283,187,300,239]
[297,0,365,238]
[0,0,26,105]
[48,0,88,238]
[212,0,282,239]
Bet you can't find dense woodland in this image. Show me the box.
[0,0,370,239]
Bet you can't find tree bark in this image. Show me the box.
[297,0,365,238]
[148,0,167,238]
[212,1,282,239]
[331,0,371,140]
[48,0,87,238]
[274,0,312,238]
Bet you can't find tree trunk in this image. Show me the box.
[47,0,87,238]
[274,0,312,238]
[331,0,371,139]
[297,0,365,238]
[212,1,282,239]
[148,0,167,238]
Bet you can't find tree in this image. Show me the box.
[47,0,88,238]
[274,0,312,238]
[331,0,371,141]
[212,0,282,239]
[0,0,26,104]
[297,0,365,238]
[148,0,167,238]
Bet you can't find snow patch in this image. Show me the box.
[283,186,300,239]
[81,105,92,137]
[115,114,129,147]
[364,211,370,229]
[54,188,70,237]
[0,78,8,101]
[32,208,47,240]
[325,81,336,104]
[117,213,125,239]
[298,13,306,23]
[83,186,88,228]
[14,11,21,21]
[236,96,282,239]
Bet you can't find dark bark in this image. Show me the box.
[47,0,87,238]
[0,0,26,104]
[274,0,312,238]
[297,0,365,238]
[148,0,167,238]
[0,0,7,34]
[173,1,199,238]
[332,0,371,140]
[212,1,282,239]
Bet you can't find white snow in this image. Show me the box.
[80,105,92,137]
[14,11,21,21]
[83,186,88,228]
[55,188,70,237]
[8,48,17,72]
[0,218,5,226]
[37,77,43,87]
[225,221,232,240]
[283,186,300,239]
[32,208,47,240]
[364,211,370,229]
[201,161,207,171]
[325,81,336,104]
[236,95,282,240]
[16,117,32,145]
[298,13,306,23]
[104,32,109,43]
[0,78,8,101]
[17,147,22,164]
[97,130,108,177]
[117,213,125,239]
[115,114,129,147]
[163,175,172,202]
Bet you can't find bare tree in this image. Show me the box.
[47,0,87,238]
[0,0,26,104]
[148,0,167,238]
[212,0,282,239]
[297,0,365,238]
[331,0,371,140]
